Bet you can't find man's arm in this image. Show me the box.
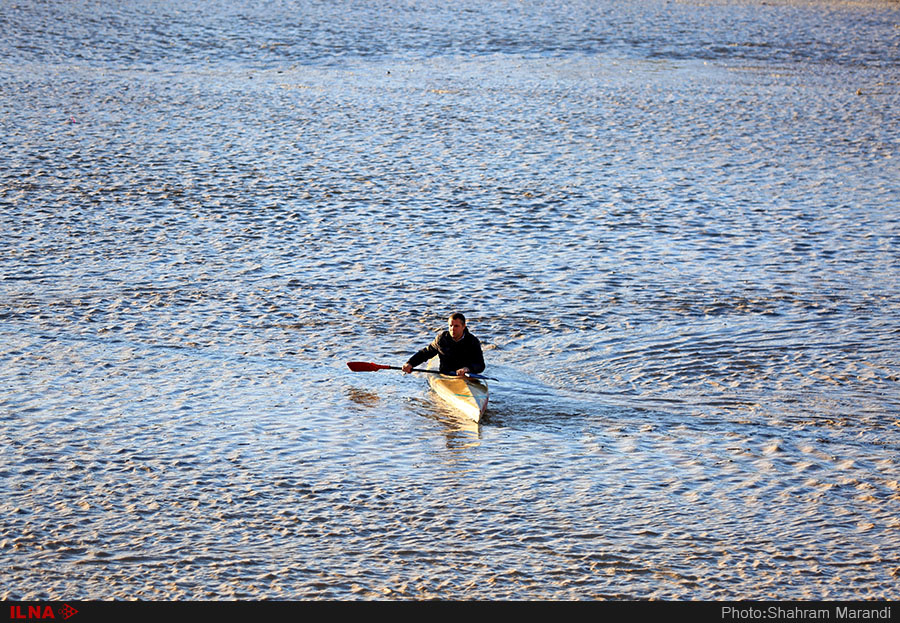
[464,335,485,375]
[402,336,440,373]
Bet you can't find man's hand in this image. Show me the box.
[401,363,412,374]
[456,367,470,377]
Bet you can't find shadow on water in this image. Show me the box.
[413,396,482,447]
[343,374,483,448]
[346,387,381,410]
[480,364,665,432]
[471,364,900,467]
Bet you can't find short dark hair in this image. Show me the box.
[449,312,466,324]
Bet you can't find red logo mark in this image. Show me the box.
[9,605,77,620]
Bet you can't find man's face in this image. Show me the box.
[448,317,466,340]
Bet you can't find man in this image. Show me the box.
[402,312,485,377]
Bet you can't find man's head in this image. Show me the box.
[448,312,467,341]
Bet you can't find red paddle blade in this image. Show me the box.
[347,361,391,372]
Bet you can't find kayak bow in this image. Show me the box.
[426,361,488,423]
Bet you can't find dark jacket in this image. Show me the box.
[407,329,485,375]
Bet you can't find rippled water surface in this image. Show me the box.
[2,0,899,600]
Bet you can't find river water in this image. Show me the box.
[2,0,899,601]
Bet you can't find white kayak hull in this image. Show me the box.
[427,370,489,422]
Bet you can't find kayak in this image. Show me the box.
[345,359,490,421]
[426,361,489,422]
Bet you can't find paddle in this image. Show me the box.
[347,361,495,381]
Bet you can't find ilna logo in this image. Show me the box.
[9,605,78,620]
